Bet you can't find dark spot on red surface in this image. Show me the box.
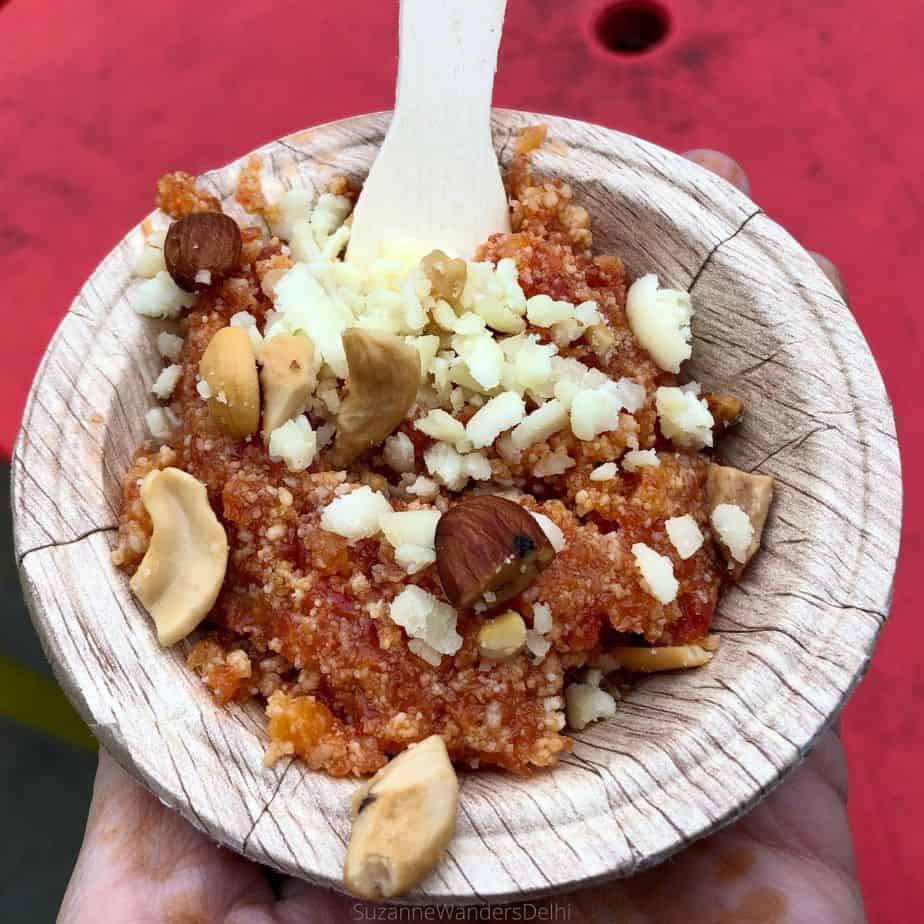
[593,1,671,55]
[674,36,717,72]
[0,226,32,257]
[807,159,824,177]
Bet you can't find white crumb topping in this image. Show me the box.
[631,542,678,604]
[590,462,618,481]
[626,273,694,373]
[390,586,462,657]
[655,386,714,449]
[711,503,754,562]
[157,331,184,362]
[133,271,196,319]
[622,449,661,472]
[320,485,392,541]
[665,514,705,559]
[267,416,317,473]
[151,364,182,400]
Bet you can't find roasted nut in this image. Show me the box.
[129,467,228,646]
[599,642,716,673]
[260,333,316,441]
[705,392,744,436]
[707,463,774,579]
[421,249,467,308]
[585,323,616,362]
[332,328,420,467]
[477,610,527,660]
[199,327,261,439]
[164,212,242,291]
[344,735,459,899]
[435,495,555,609]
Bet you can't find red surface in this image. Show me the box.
[1,0,918,918]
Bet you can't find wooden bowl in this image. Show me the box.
[12,110,901,903]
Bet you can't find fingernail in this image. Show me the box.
[683,149,752,197]
[809,251,849,302]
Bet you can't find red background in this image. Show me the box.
[1,0,918,918]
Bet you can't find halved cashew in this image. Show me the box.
[332,328,420,468]
[129,467,228,646]
[596,641,717,673]
[199,326,260,438]
[707,463,774,579]
[260,333,316,441]
[344,735,458,900]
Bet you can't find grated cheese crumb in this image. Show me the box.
[626,274,694,373]
[631,542,678,604]
[666,515,705,560]
[711,503,754,562]
[622,449,660,472]
[390,586,463,657]
[320,485,392,541]
[655,387,714,449]
[151,364,182,400]
[157,331,184,362]
[590,462,618,481]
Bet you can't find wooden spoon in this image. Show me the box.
[347,0,511,266]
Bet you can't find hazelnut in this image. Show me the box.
[434,495,555,609]
[198,327,261,439]
[344,735,458,899]
[477,610,527,660]
[332,328,420,468]
[164,212,242,292]
[420,249,467,308]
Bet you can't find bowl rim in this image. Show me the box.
[12,108,903,903]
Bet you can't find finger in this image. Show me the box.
[809,250,849,302]
[61,750,275,924]
[683,149,752,197]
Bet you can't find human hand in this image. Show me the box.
[59,151,861,924]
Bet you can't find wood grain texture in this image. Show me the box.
[11,111,901,903]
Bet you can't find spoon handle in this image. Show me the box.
[347,0,511,266]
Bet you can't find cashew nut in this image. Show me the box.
[259,333,316,441]
[198,326,260,438]
[707,463,774,579]
[596,642,716,673]
[332,328,420,468]
[129,467,228,646]
[343,735,458,899]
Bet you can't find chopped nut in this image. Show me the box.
[260,334,317,441]
[199,327,261,438]
[585,323,616,362]
[164,212,242,292]
[478,610,527,660]
[344,735,459,899]
[129,468,228,646]
[705,392,744,436]
[332,329,420,467]
[707,464,774,579]
[602,643,716,673]
[420,249,467,308]
[434,495,556,609]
